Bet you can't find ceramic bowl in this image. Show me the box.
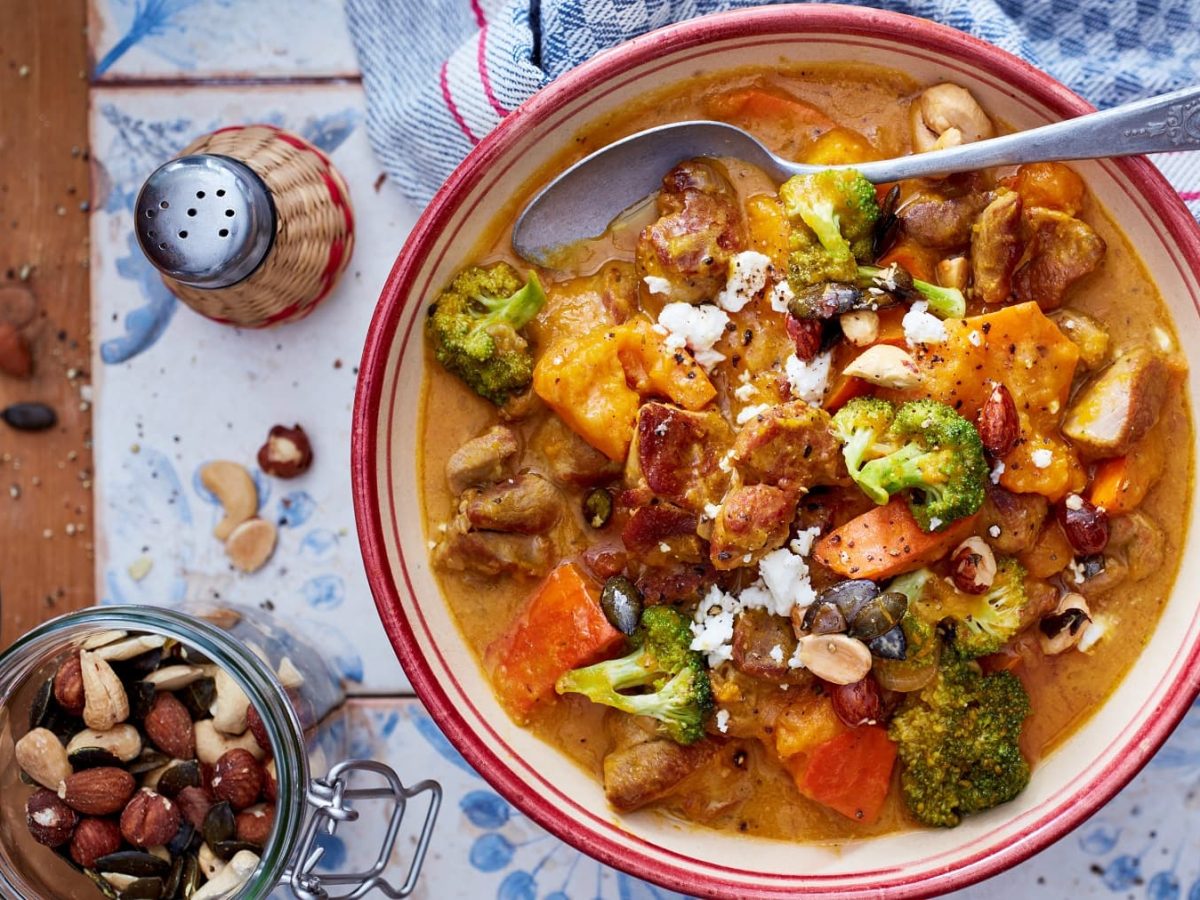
[352,5,1200,896]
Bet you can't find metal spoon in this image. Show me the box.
[513,84,1200,266]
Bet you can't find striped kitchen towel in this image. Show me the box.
[345,0,1200,216]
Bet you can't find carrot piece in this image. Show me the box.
[876,240,937,284]
[1088,457,1130,511]
[1087,428,1166,514]
[746,194,791,268]
[775,693,848,760]
[786,725,898,825]
[705,88,834,133]
[813,499,978,580]
[1014,162,1085,216]
[485,563,625,721]
[799,127,879,166]
[824,375,870,413]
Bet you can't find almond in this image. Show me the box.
[61,767,136,816]
[120,789,181,848]
[25,788,78,847]
[175,786,215,830]
[211,748,263,811]
[235,802,275,847]
[69,816,123,868]
[144,691,196,759]
[53,653,85,716]
[978,382,1019,457]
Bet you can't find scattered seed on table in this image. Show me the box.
[1,402,57,431]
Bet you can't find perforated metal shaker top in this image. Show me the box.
[135,154,276,289]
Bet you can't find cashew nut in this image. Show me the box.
[15,728,72,790]
[81,629,128,650]
[101,873,140,892]
[197,842,226,881]
[93,633,167,661]
[842,344,922,389]
[200,460,258,541]
[277,656,305,690]
[911,83,994,152]
[936,256,970,293]
[210,667,251,736]
[67,724,143,762]
[193,849,260,900]
[195,719,265,764]
[225,517,277,573]
[80,649,130,731]
[142,663,215,691]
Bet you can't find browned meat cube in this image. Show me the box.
[636,159,745,305]
[533,415,622,487]
[730,401,842,490]
[898,190,986,249]
[621,502,703,564]
[1012,207,1105,311]
[635,563,717,606]
[978,483,1049,555]
[970,190,1022,305]
[445,425,520,494]
[731,608,804,683]
[602,715,722,812]
[433,529,554,578]
[463,474,562,534]
[1063,347,1169,459]
[709,484,795,570]
[628,402,733,513]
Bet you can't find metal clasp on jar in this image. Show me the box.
[285,760,441,899]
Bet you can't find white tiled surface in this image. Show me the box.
[85,1,1200,897]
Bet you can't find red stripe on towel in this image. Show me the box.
[440,60,479,145]
[1180,190,1200,201]
[478,25,509,118]
[469,0,486,27]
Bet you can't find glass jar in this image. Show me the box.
[0,604,440,900]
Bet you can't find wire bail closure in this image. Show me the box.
[285,760,441,899]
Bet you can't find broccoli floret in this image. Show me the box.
[935,558,1031,659]
[781,170,879,288]
[889,657,1032,827]
[831,398,988,531]
[555,606,714,745]
[426,263,547,405]
[857,264,966,319]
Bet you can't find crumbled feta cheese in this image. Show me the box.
[718,449,735,472]
[872,263,901,291]
[789,526,822,558]
[716,251,773,312]
[643,275,672,295]
[1067,558,1087,585]
[784,351,832,406]
[769,644,785,664]
[768,278,795,314]
[756,546,817,616]
[788,643,805,669]
[743,553,753,564]
[690,585,739,667]
[703,502,722,521]
[1031,449,1053,469]
[1065,493,1084,511]
[734,381,757,402]
[654,421,669,437]
[659,542,671,553]
[988,524,1002,539]
[990,459,1006,485]
[902,301,949,346]
[657,302,730,371]
[715,709,730,733]
[736,403,771,425]
[1077,616,1108,653]
[968,330,982,347]
[928,517,943,531]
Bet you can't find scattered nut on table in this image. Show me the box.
[224,516,277,573]
[257,423,314,477]
[199,460,258,540]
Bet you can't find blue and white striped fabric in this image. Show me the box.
[345,0,1200,214]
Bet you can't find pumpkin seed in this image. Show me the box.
[211,839,262,861]
[122,876,165,899]
[84,869,122,899]
[128,748,171,775]
[1,401,57,431]
[600,576,642,635]
[176,853,201,897]
[166,820,196,856]
[162,855,184,898]
[28,676,53,730]
[800,599,847,635]
[68,746,123,770]
[158,760,201,798]
[92,851,172,878]
[848,591,908,642]
[202,801,236,847]
[868,624,909,661]
[180,677,216,720]
[130,680,158,720]
[582,488,614,529]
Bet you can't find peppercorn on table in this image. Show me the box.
[4,0,1199,896]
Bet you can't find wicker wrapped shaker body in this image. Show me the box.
[136,125,354,328]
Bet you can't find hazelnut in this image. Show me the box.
[175,786,215,830]
[120,789,182,849]
[257,424,313,478]
[246,704,269,753]
[950,536,998,594]
[211,748,263,811]
[61,767,136,816]
[235,803,275,847]
[262,759,278,804]
[53,653,85,716]
[69,816,123,868]
[25,789,78,847]
[144,691,196,760]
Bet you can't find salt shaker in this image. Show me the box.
[135,126,355,328]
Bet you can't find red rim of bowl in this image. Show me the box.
[353,4,1200,897]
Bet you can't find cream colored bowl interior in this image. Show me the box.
[368,26,1200,894]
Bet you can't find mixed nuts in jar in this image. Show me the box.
[14,629,300,899]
